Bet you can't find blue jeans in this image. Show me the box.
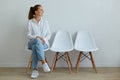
[28,38,48,69]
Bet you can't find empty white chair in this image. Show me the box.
[74,31,98,73]
[50,31,73,73]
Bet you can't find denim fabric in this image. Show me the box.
[28,38,48,69]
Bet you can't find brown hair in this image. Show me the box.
[28,4,42,20]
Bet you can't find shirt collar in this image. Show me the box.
[32,17,43,24]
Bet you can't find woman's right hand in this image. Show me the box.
[36,36,46,44]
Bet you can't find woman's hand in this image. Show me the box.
[36,36,46,44]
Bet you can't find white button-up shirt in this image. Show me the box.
[27,17,51,46]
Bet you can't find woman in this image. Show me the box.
[27,4,51,78]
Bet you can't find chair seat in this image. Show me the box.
[75,48,98,52]
[50,47,73,52]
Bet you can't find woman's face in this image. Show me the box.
[35,6,44,16]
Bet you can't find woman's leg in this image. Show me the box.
[28,38,39,69]
[28,38,50,72]
[32,45,38,69]
[28,38,48,61]
[28,39,39,78]
[34,38,50,72]
[35,38,46,61]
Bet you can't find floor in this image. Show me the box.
[0,67,120,80]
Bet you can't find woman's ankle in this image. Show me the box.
[41,60,46,64]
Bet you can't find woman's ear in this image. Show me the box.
[35,11,37,15]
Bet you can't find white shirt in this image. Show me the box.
[27,17,51,46]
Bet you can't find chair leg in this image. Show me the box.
[67,53,72,70]
[76,51,82,72]
[65,52,72,73]
[45,56,48,63]
[27,54,32,74]
[89,52,97,73]
[51,52,59,72]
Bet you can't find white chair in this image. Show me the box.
[26,46,49,74]
[50,31,73,73]
[74,31,98,73]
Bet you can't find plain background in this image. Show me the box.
[0,0,120,67]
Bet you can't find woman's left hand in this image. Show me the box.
[36,36,46,44]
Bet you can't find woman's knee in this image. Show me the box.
[32,38,39,43]
[34,38,42,45]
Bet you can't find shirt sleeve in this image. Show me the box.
[27,20,38,39]
[43,21,51,42]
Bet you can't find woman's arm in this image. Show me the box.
[43,21,51,42]
[27,20,39,39]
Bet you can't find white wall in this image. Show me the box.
[0,0,120,67]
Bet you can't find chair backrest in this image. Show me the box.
[50,31,73,52]
[74,31,98,52]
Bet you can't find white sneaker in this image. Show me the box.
[42,63,51,72]
[31,70,39,79]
